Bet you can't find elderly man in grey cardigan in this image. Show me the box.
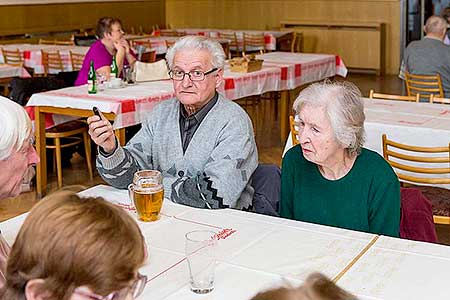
[88,36,258,210]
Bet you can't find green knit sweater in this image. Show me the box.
[280,146,400,237]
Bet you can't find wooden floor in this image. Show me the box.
[2,73,449,244]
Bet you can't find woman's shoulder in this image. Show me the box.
[357,148,397,178]
[283,145,309,166]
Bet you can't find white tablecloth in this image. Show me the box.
[283,98,450,188]
[26,52,347,129]
[0,63,31,79]
[2,184,450,299]
[0,44,88,74]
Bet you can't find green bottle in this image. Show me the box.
[88,60,97,94]
[110,55,118,79]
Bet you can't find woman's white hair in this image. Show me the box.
[293,80,365,156]
[0,96,32,160]
[165,35,226,70]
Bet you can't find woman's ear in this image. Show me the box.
[25,279,50,300]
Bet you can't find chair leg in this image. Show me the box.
[83,131,94,181]
[55,137,63,188]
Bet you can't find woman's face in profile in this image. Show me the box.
[297,104,342,166]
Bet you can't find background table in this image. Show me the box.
[283,98,450,188]
[0,63,31,78]
[2,184,450,299]
[0,44,88,74]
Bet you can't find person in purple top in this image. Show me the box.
[74,17,136,86]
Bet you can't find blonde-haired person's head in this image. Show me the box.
[251,273,357,300]
[1,191,146,300]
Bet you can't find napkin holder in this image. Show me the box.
[135,59,170,82]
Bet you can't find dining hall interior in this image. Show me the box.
[0,0,450,299]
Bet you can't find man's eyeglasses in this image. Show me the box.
[73,273,147,300]
[169,68,218,81]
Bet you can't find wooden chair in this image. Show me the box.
[45,120,93,188]
[289,115,300,146]
[39,38,56,45]
[430,94,450,104]
[369,89,420,102]
[70,51,85,71]
[405,72,444,102]
[218,32,240,58]
[242,32,266,56]
[165,39,176,49]
[382,134,450,225]
[55,39,75,46]
[1,48,23,66]
[161,30,185,37]
[41,50,64,76]
[291,32,303,53]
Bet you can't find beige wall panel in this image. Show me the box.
[0,0,165,36]
[166,0,401,74]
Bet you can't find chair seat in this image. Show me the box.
[411,185,450,217]
[46,120,87,136]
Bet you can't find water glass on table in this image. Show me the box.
[128,170,164,222]
[185,230,218,294]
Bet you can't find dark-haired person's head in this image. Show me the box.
[1,191,146,300]
[96,17,124,41]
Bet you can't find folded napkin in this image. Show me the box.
[135,60,170,82]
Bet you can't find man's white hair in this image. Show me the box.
[0,96,32,160]
[293,80,365,156]
[165,35,226,70]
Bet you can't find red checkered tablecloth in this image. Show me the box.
[26,52,346,129]
[0,44,88,74]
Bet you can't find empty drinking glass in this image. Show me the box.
[185,230,217,294]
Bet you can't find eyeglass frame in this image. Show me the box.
[73,273,147,300]
[168,67,218,81]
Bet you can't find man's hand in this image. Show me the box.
[87,111,117,154]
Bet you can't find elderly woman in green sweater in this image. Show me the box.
[280,81,400,237]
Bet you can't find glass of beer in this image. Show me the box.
[128,170,164,222]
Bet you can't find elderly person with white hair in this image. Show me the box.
[403,15,450,97]
[87,36,257,210]
[280,81,400,237]
[0,96,40,287]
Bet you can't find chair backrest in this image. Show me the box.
[218,32,239,57]
[1,48,23,66]
[243,32,265,55]
[430,94,450,104]
[140,50,157,63]
[291,32,303,53]
[369,89,420,102]
[54,39,75,46]
[382,134,450,186]
[69,51,85,71]
[165,39,176,49]
[289,115,300,146]
[405,72,444,101]
[39,38,56,45]
[161,30,184,37]
[41,50,64,76]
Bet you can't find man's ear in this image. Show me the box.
[215,68,224,88]
[25,279,50,300]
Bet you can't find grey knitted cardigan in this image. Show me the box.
[97,94,258,210]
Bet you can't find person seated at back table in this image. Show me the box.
[280,81,400,237]
[0,191,146,300]
[87,35,258,210]
[250,272,357,300]
[403,15,450,97]
[74,16,136,86]
[0,96,40,288]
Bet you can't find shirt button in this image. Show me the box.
[178,170,184,177]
